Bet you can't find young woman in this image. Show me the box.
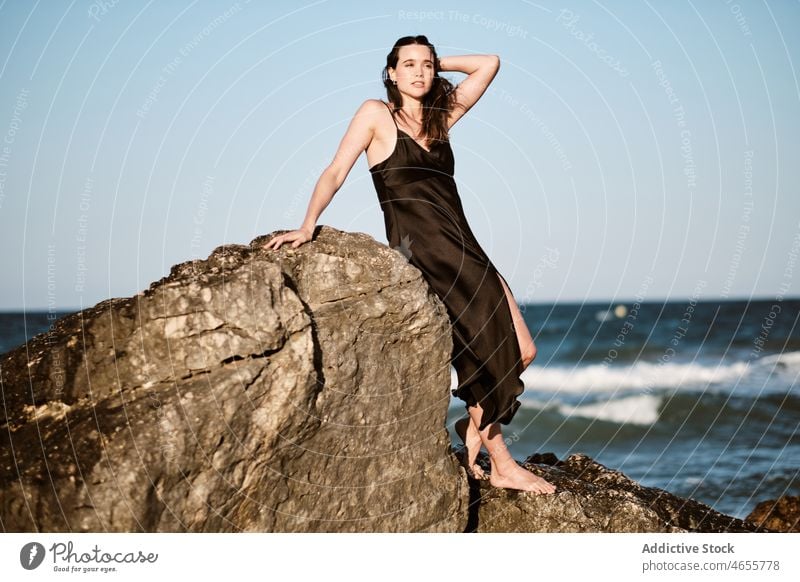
[264,35,555,495]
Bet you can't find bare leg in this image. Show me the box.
[452,274,552,490]
[454,416,486,479]
[467,401,556,494]
[496,273,536,367]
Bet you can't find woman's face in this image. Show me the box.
[389,44,435,98]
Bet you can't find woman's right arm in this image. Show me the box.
[263,99,383,250]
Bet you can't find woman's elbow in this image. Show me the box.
[325,165,346,192]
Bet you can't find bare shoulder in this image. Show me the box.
[364,98,388,108]
[355,100,395,167]
[349,99,388,130]
[364,99,395,137]
[366,98,385,105]
[360,98,389,115]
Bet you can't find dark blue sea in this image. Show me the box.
[445,297,800,520]
[3,298,798,521]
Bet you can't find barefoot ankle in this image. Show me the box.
[489,452,521,475]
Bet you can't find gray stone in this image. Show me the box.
[455,451,770,532]
[1,226,466,532]
[1,225,768,533]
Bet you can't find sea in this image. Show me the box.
[445,297,800,521]
[2,298,798,521]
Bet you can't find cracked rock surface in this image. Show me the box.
[454,451,771,532]
[1,226,465,532]
[1,225,770,533]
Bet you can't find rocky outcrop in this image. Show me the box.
[1,226,466,532]
[745,496,800,532]
[454,451,770,532]
[0,225,770,533]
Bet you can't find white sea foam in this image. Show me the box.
[519,358,767,394]
[757,350,800,368]
[449,350,799,406]
[557,393,663,425]
[517,392,662,426]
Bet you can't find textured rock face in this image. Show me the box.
[454,452,771,533]
[1,225,770,533]
[745,496,800,532]
[0,226,467,532]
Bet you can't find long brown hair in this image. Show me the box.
[382,35,457,149]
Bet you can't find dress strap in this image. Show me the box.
[382,100,399,129]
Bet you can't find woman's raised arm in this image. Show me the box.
[438,54,500,128]
[263,99,383,250]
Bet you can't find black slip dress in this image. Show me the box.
[369,99,525,431]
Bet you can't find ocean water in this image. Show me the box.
[3,298,798,521]
[447,298,800,520]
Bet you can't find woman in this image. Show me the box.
[264,35,555,495]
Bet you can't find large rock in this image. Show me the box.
[453,451,770,532]
[0,226,467,532]
[0,225,769,533]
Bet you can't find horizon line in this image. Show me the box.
[2,294,798,313]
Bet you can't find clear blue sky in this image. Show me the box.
[0,0,798,310]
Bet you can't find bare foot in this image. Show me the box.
[454,417,486,479]
[489,459,557,495]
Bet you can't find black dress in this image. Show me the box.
[369,100,525,431]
